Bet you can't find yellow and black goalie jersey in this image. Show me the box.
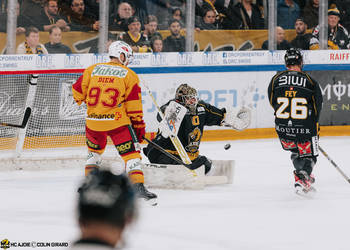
[268,70,323,140]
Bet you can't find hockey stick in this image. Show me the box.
[319,145,350,184]
[142,136,197,176]
[141,80,192,165]
[0,107,32,129]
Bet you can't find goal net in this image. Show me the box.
[0,70,124,170]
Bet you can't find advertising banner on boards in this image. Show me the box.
[308,70,350,125]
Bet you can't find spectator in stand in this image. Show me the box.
[21,0,45,20]
[30,0,71,32]
[290,18,312,50]
[16,26,48,54]
[143,15,162,42]
[0,0,30,34]
[131,0,148,28]
[302,0,319,29]
[223,0,264,30]
[261,26,291,50]
[195,0,226,28]
[163,19,185,52]
[84,0,117,21]
[158,7,185,30]
[310,8,350,50]
[119,15,151,53]
[44,26,72,53]
[334,0,350,32]
[109,1,134,31]
[196,9,218,30]
[277,0,300,29]
[295,0,307,10]
[150,35,163,52]
[66,0,99,31]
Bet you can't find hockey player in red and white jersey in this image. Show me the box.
[268,48,323,195]
[72,41,157,205]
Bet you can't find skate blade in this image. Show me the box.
[295,185,316,198]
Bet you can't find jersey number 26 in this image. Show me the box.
[276,97,308,119]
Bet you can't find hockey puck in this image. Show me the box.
[224,143,231,150]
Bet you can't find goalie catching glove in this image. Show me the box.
[222,107,251,131]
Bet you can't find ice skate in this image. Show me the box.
[133,183,158,206]
[294,170,316,195]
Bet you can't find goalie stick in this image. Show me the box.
[319,146,350,184]
[0,107,32,129]
[141,80,192,165]
[142,136,197,176]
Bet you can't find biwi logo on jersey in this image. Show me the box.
[278,75,306,88]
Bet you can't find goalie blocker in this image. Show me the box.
[143,83,251,174]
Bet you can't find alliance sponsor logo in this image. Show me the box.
[87,113,115,120]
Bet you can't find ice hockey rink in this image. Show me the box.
[1,136,350,250]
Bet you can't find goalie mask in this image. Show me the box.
[175,84,198,114]
[108,41,133,66]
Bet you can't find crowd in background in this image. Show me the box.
[1,0,350,54]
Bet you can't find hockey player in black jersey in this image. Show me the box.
[143,83,251,174]
[268,48,323,194]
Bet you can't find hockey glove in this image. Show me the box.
[131,119,146,143]
[222,107,251,131]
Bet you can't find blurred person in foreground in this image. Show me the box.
[16,26,48,54]
[45,26,72,54]
[310,8,350,50]
[71,168,136,249]
[72,41,157,205]
[268,48,323,195]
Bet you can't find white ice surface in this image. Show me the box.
[1,136,350,250]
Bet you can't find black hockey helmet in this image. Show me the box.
[175,83,198,113]
[78,169,136,227]
[284,47,303,67]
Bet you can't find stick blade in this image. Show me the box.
[0,107,31,128]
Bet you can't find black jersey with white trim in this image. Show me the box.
[268,70,323,140]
